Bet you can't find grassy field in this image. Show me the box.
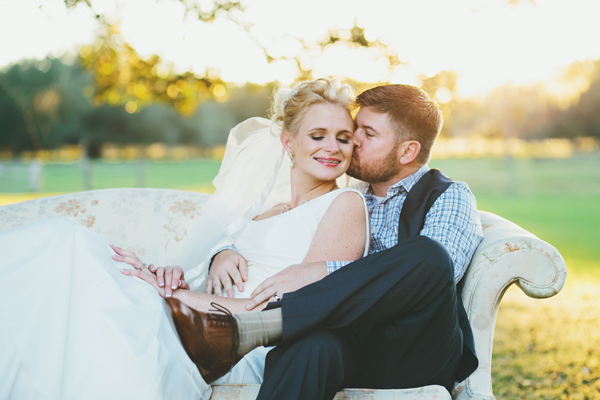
[1,155,599,398]
[0,159,221,193]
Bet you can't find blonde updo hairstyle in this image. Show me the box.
[270,78,355,135]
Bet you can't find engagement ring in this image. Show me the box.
[136,262,147,270]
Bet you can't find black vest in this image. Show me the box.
[397,169,478,382]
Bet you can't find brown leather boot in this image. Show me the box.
[165,298,241,384]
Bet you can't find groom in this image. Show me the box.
[173,84,484,399]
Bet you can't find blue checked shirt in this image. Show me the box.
[211,165,483,283]
[325,165,483,283]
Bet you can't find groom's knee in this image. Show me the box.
[418,236,453,266]
[391,236,454,280]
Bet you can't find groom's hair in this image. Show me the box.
[356,85,442,164]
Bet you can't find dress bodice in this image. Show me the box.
[231,188,369,298]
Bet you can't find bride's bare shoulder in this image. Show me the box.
[329,189,366,211]
[313,189,368,233]
[303,189,367,263]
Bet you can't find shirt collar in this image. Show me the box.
[365,164,430,199]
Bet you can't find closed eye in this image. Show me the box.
[337,138,350,144]
[311,136,325,141]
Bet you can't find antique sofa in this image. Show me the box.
[0,188,567,400]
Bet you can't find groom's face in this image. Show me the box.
[347,107,402,183]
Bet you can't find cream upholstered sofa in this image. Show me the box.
[0,188,567,400]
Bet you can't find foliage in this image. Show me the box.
[0,58,94,153]
[0,58,273,156]
[288,23,401,81]
[418,71,459,135]
[61,0,400,115]
[79,26,222,116]
[551,59,600,140]
[443,58,600,140]
[71,0,241,116]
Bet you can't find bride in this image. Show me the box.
[0,78,369,400]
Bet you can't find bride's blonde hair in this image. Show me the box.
[270,78,355,134]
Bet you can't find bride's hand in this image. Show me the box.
[111,244,147,270]
[120,267,170,298]
[151,265,190,297]
[111,245,189,297]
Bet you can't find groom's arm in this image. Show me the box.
[421,181,484,282]
[325,260,353,274]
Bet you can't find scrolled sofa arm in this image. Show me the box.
[454,211,567,400]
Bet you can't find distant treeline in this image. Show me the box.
[1,57,600,158]
[0,58,273,158]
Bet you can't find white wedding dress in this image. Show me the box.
[0,188,369,400]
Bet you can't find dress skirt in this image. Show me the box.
[0,217,208,400]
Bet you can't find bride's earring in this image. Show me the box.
[288,151,294,168]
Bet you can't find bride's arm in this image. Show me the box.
[245,191,367,310]
[172,289,268,314]
[121,264,267,313]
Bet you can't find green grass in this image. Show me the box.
[491,280,600,399]
[0,159,221,193]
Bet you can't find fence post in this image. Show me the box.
[136,160,147,188]
[80,138,93,191]
[29,159,43,192]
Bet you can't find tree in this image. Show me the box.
[62,0,400,115]
[0,58,94,153]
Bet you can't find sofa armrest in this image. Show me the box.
[454,211,567,400]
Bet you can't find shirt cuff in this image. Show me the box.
[326,261,353,275]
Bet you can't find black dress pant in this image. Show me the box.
[257,236,463,400]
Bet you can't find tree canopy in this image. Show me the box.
[64,0,400,115]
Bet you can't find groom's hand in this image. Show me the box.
[206,250,248,298]
[246,262,327,310]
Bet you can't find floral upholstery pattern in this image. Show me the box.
[0,189,209,268]
[0,190,567,400]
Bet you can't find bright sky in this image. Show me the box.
[1,0,599,98]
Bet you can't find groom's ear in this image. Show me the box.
[280,131,293,153]
[398,140,421,165]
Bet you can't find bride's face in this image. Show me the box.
[282,102,354,183]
